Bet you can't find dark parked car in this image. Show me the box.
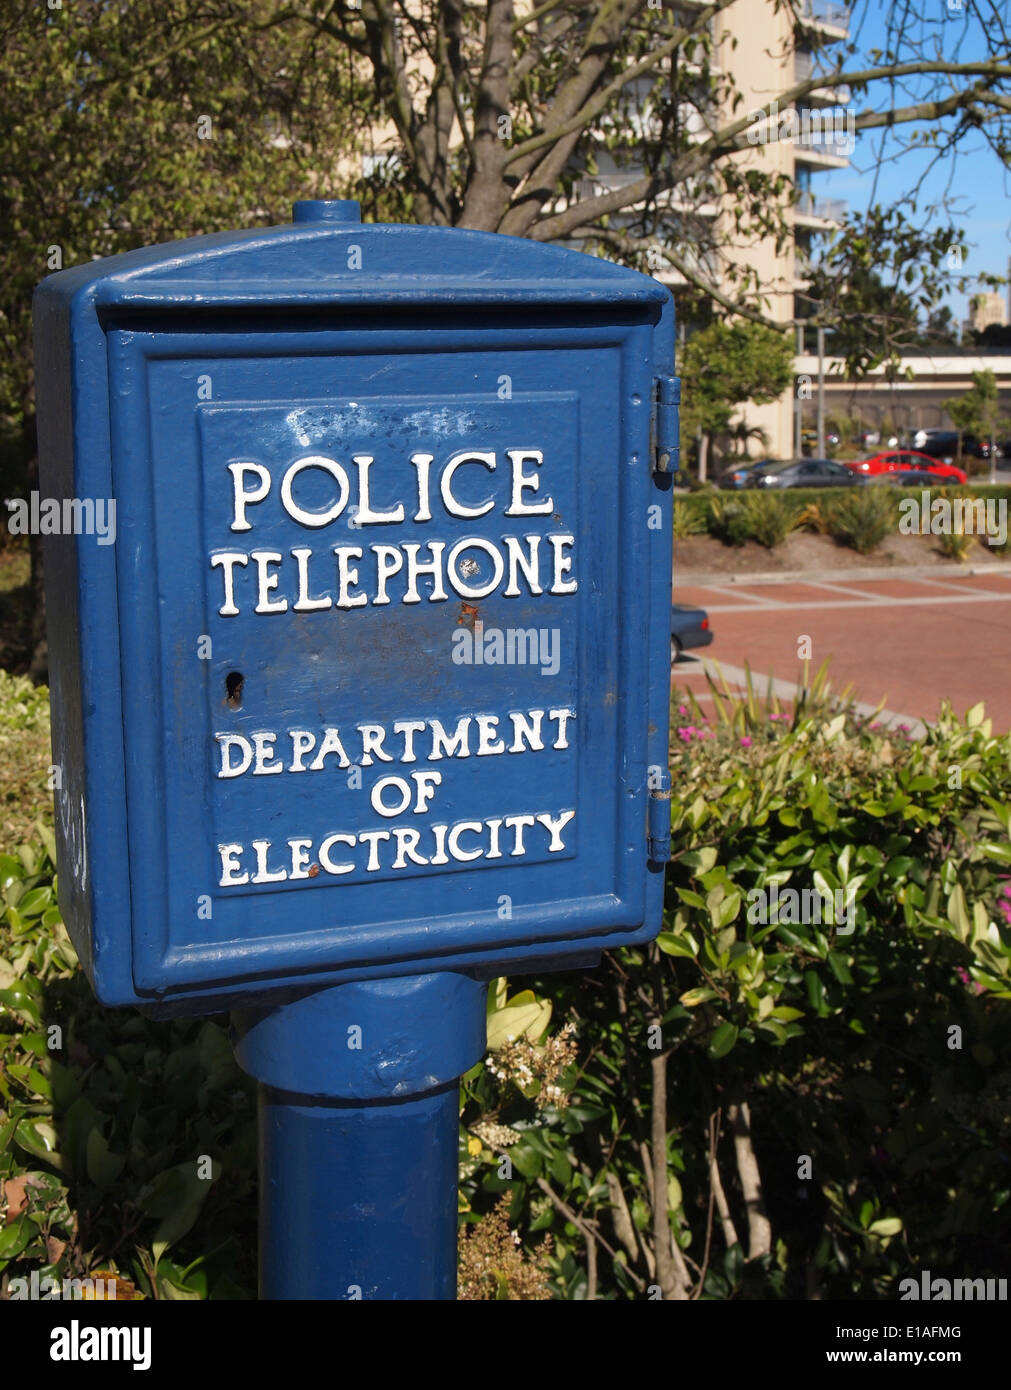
[716,459,777,489]
[910,429,1002,461]
[671,604,713,663]
[747,458,861,488]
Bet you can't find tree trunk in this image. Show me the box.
[727,1100,771,1260]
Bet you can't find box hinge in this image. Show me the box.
[653,374,680,476]
[647,771,672,863]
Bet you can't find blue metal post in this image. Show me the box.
[231,971,488,1300]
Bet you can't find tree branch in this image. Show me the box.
[650,1051,692,1299]
[534,1176,645,1294]
[708,1113,741,1252]
[460,0,515,228]
[693,1108,721,1300]
[528,56,1011,242]
[503,2,731,169]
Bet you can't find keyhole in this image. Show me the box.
[225,671,244,709]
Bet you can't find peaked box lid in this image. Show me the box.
[35,199,670,314]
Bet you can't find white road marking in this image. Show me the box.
[897,575,1007,597]
[804,579,893,602]
[678,587,784,606]
[700,590,1011,615]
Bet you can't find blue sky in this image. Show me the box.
[812,1,1010,325]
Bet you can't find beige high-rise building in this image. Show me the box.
[577,0,852,464]
[716,0,852,461]
[964,290,1008,338]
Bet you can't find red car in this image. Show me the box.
[844,451,968,484]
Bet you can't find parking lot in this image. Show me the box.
[674,568,1011,734]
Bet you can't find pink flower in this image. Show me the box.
[679,704,689,716]
[740,736,752,747]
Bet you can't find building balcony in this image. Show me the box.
[797,0,850,40]
[794,126,853,169]
[576,172,646,200]
[793,191,847,228]
[795,49,851,105]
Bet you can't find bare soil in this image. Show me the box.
[675,530,1011,578]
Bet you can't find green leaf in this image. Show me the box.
[680,986,719,1008]
[947,884,972,942]
[979,842,1011,865]
[16,888,53,919]
[12,1120,64,1172]
[868,1217,903,1238]
[0,1214,32,1262]
[756,1019,788,1042]
[141,1161,218,1267]
[0,986,41,1025]
[508,1142,543,1180]
[804,971,826,1013]
[549,1152,572,1188]
[675,888,707,910]
[0,1116,18,1154]
[7,1064,51,1099]
[158,1272,206,1301]
[718,890,742,928]
[681,847,718,874]
[86,1127,126,1189]
[656,932,697,959]
[0,855,25,888]
[486,1000,551,1049]
[835,843,852,885]
[716,926,737,955]
[827,951,853,984]
[709,1022,739,1058]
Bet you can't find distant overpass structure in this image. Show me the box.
[793,350,1011,438]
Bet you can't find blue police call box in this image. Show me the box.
[36,201,677,1299]
[34,200,676,1015]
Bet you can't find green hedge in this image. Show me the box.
[674,484,1011,555]
[457,669,1011,1298]
[2,673,1010,1299]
